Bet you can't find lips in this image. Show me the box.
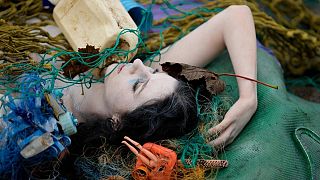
[117,64,125,74]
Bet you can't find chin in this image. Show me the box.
[105,64,118,76]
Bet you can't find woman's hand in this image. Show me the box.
[208,96,257,149]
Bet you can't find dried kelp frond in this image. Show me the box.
[161,62,225,96]
[62,45,101,79]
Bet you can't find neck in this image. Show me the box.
[61,82,111,123]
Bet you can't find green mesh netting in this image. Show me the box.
[63,47,320,180]
[207,48,320,179]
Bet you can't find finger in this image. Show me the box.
[208,117,233,135]
[209,128,232,149]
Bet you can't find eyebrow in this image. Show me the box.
[137,78,150,94]
[136,71,163,95]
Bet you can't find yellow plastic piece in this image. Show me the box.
[53,0,139,61]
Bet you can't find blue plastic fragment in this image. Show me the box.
[18,130,44,149]
[0,73,77,178]
[121,0,154,32]
[42,0,55,10]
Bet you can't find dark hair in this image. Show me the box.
[71,80,198,149]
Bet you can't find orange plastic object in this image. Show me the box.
[132,143,177,180]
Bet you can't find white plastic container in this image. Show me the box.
[53,0,139,62]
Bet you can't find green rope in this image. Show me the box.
[294,127,320,180]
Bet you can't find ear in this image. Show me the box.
[111,114,121,131]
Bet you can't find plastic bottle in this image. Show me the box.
[53,0,139,62]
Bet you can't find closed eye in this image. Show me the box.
[132,69,157,93]
[132,79,143,92]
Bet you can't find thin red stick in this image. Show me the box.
[218,73,278,89]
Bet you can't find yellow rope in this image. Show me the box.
[142,0,320,75]
[0,21,68,56]
[1,0,319,76]
[0,0,43,24]
[0,0,71,74]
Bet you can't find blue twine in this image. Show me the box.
[0,73,72,179]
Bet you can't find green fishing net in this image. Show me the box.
[207,48,320,179]
[70,47,320,179]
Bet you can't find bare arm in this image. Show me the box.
[151,5,258,148]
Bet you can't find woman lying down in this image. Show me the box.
[0,6,319,177]
[67,4,257,149]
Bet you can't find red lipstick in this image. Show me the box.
[117,64,125,74]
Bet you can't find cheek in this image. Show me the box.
[105,81,132,105]
[104,65,119,84]
[105,64,118,76]
[110,94,136,114]
[104,73,138,112]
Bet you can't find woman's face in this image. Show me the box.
[103,59,178,116]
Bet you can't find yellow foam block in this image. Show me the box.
[53,0,139,62]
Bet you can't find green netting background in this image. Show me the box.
[207,48,320,179]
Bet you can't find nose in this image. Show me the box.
[130,59,150,75]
